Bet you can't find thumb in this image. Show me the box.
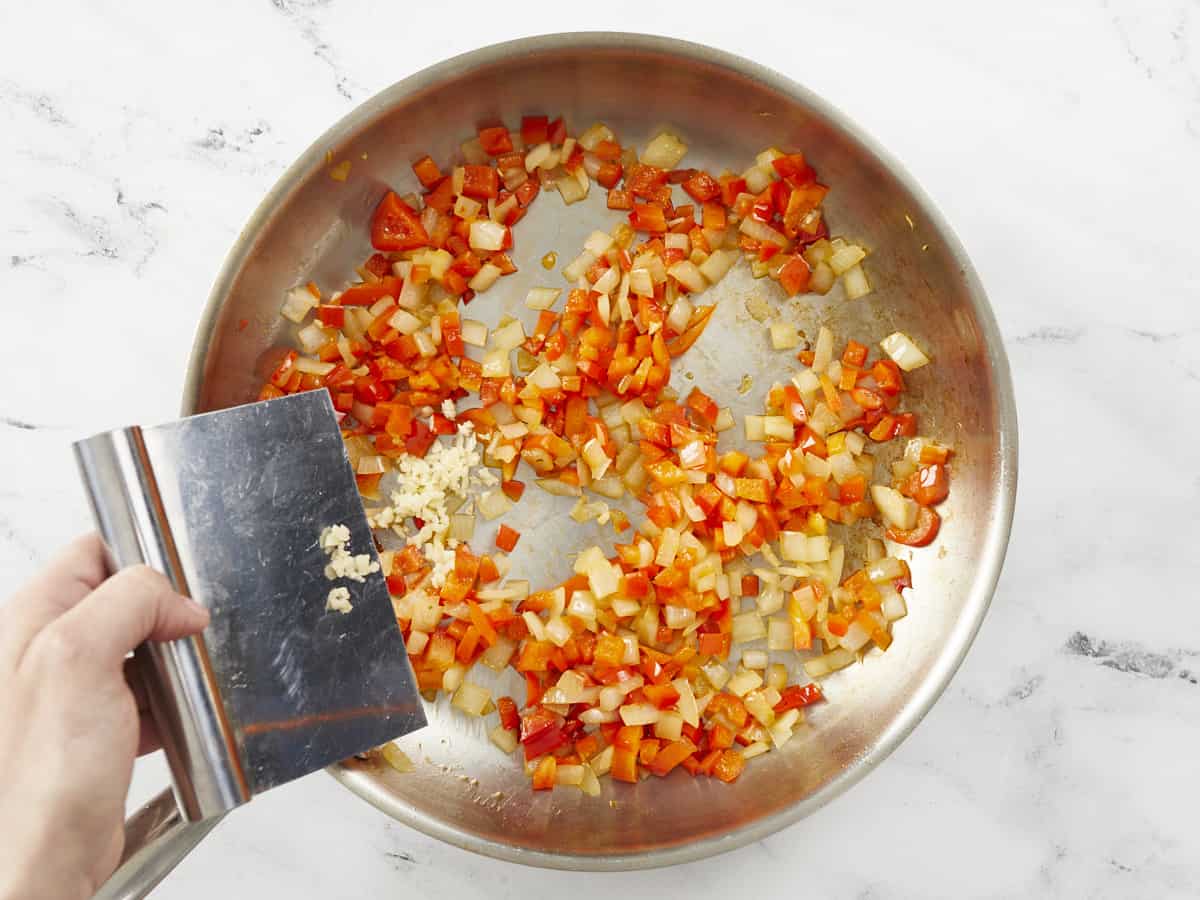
[51,565,210,663]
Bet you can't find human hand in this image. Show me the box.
[0,535,210,900]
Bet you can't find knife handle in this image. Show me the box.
[92,789,226,900]
[73,425,250,821]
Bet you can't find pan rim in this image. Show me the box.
[182,30,1018,871]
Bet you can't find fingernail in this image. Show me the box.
[182,597,210,620]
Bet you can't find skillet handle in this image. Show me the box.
[92,788,226,900]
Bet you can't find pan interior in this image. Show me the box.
[186,35,1015,869]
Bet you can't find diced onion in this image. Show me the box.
[388,308,422,335]
[732,612,767,645]
[882,592,908,622]
[812,326,834,373]
[780,532,831,563]
[592,266,620,295]
[405,630,428,656]
[556,171,588,204]
[591,745,615,776]
[654,711,685,742]
[726,668,764,697]
[479,636,516,671]
[480,348,511,378]
[867,557,905,583]
[698,248,738,284]
[477,490,513,521]
[842,264,871,300]
[491,319,526,352]
[702,661,731,690]
[629,267,654,296]
[667,261,707,294]
[451,681,491,717]
[738,216,788,247]
[641,132,688,169]
[756,587,784,617]
[804,647,856,679]
[468,263,502,293]
[536,477,581,497]
[744,415,766,441]
[828,243,867,276]
[280,286,318,323]
[810,261,835,294]
[666,296,694,334]
[461,318,488,347]
[870,485,918,530]
[584,229,615,256]
[454,194,482,220]
[655,528,680,567]
[528,362,561,391]
[614,702,660,729]
[525,287,562,310]
[743,165,773,193]
[763,416,794,441]
[460,139,487,164]
[664,605,696,629]
[469,220,507,252]
[769,321,800,350]
[381,743,414,773]
[563,250,596,282]
[769,708,800,748]
[294,356,334,377]
[524,142,553,172]
[489,725,518,754]
[442,663,466,693]
[578,122,616,151]
[841,619,873,652]
[741,649,769,670]
[880,331,931,371]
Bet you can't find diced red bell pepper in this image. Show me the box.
[777,255,811,296]
[531,755,557,790]
[478,126,513,156]
[520,115,549,146]
[697,632,731,659]
[607,189,634,210]
[771,153,815,184]
[495,524,521,552]
[682,171,720,202]
[643,682,681,709]
[461,165,499,199]
[629,203,668,233]
[773,683,825,712]
[712,749,745,783]
[371,191,429,251]
[842,340,869,368]
[338,275,402,307]
[412,155,443,189]
[647,739,697,777]
[596,161,623,189]
[363,252,391,278]
[886,507,941,546]
[871,360,905,394]
[496,696,520,731]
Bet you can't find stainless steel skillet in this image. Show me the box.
[182,32,1017,871]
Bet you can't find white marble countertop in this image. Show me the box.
[2,1,1197,897]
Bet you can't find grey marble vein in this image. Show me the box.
[1064,631,1198,684]
[0,80,70,125]
[1014,325,1087,345]
[0,416,39,431]
[270,0,363,101]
